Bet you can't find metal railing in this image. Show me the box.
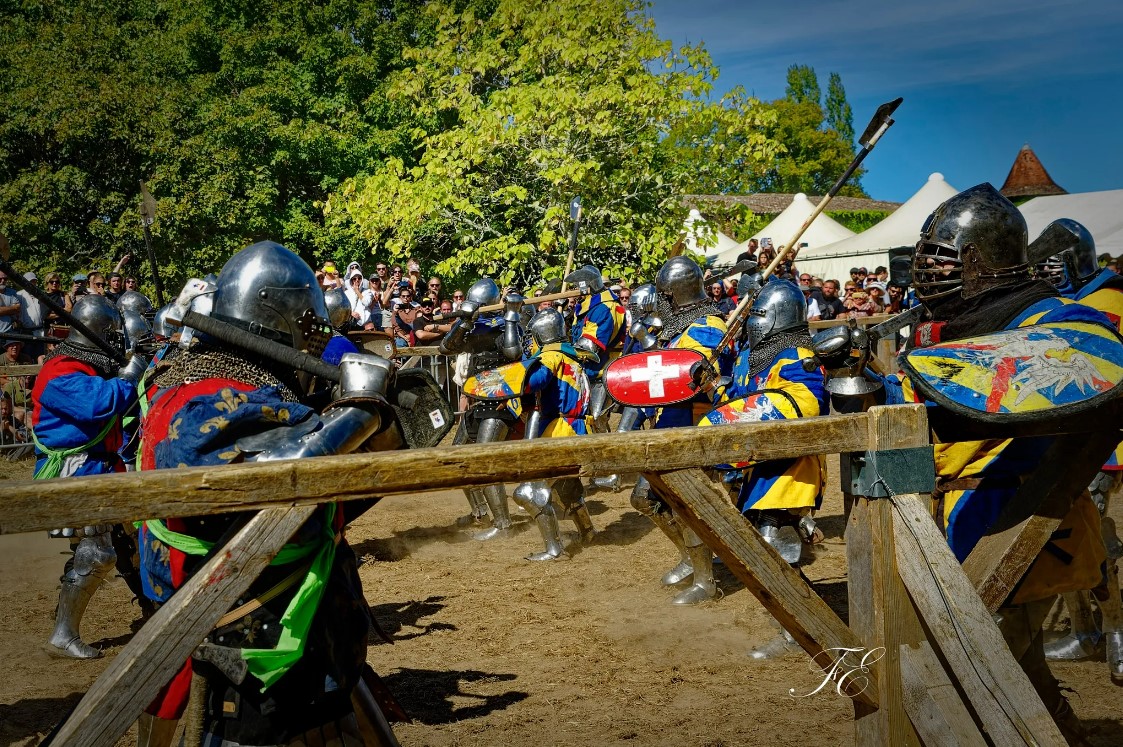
[0,363,37,458]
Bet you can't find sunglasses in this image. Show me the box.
[429,283,441,287]
[453,294,464,299]
[376,266,388,271]
[92,282,106,288]
[48,279,61,284]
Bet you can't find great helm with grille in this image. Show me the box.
[211,241,331,355]
[746,279,807,348]
[912,183,1030,302]
[1033,218,1099,293]
[656,256,707,309]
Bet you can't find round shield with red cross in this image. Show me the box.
[604,349,704,406]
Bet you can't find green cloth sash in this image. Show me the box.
[143,504,338,690]
[31,415,118,480]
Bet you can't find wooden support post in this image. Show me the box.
[49,506,316,747]
[845,405,928,746]
[647,467,879,710]
[0,414,874,535]
[891,494,1067,745]
[899,642,987,747]
[962,428,1120,612]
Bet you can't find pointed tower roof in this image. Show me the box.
[1000,144,1066,199]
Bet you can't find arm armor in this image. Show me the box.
[573,335,602,363]
[439,316,472,356]
[499,311,524,361]
[629,319,660,351]
[241,404,383,461]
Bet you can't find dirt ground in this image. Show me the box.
[1,453,1122,747]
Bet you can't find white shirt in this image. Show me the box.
[805,297,820,321]
[344,287,374,326]
[17,289,43,330]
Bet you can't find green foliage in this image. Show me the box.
[750,99,865,197]
[327,0,782,286]
[785,65,821,106]
[825,210,891,234]
[825,72,855,147]
[0,0,431,290]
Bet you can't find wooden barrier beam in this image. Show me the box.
[898,642,987,747]
[647,467,879,710]
[846,405,928,745]
[0,411,879,535]
[0,364,41,376]
[891,493,1067,745]
[49,506,316,747]
[962,428,1120,612]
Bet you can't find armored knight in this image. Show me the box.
[588,282,659,494]
[893,184,1117,736]
[631,256,732,605]
[439,278,524,539]
[502,307,597,559]
[562,264,626,434]
[30,295,148,658]
[1032,219,1123,678]
[699,279,829,656]
[137,241,395,746]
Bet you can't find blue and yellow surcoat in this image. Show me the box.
[571,289,626,375]
[1073,270,1123,469]
[701,345,828,512]
[890,296,1111,603]
[522,343,591,438]
[654,314,731,429]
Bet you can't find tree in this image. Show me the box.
[326,0,781,286]
[785,64,821,106]
[825,72,855,147]
[0,0,430,289]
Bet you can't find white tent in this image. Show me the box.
[709,193,856,267]
[795,173,959,283]
[680,208,741,261]
[1018,189,1123,255]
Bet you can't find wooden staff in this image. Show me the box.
[432,288,586,321]
[714,97,903,361]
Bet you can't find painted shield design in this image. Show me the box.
[604,349,705,406]
[900,321,1123,422]
[463,359,530,400]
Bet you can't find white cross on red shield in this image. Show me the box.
[604,348,704,406]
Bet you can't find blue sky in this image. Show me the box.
[647,0,1123,202]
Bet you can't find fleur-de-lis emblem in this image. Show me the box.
[167,418,181,441]
[199,416,229,434]
[214,388,249,414]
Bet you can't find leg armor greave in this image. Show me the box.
[514,481,565,561]
[1044,591,1101,661]
[671,519,717,605]
[49,527,116,659]
[554,477,596,544]
[631,477,692,586]
[463,487,490,523]
[587,382,612,433]
[750,509,805,566]
[473,417,512,540]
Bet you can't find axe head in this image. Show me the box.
[859,97,903,147]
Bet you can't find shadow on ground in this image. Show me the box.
[0,692,83,746]
[381,668,528,725]
[369,595,457,643]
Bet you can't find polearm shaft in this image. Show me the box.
[713,98,902,361]
[560,196,582,293]
[139,180,166,306]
